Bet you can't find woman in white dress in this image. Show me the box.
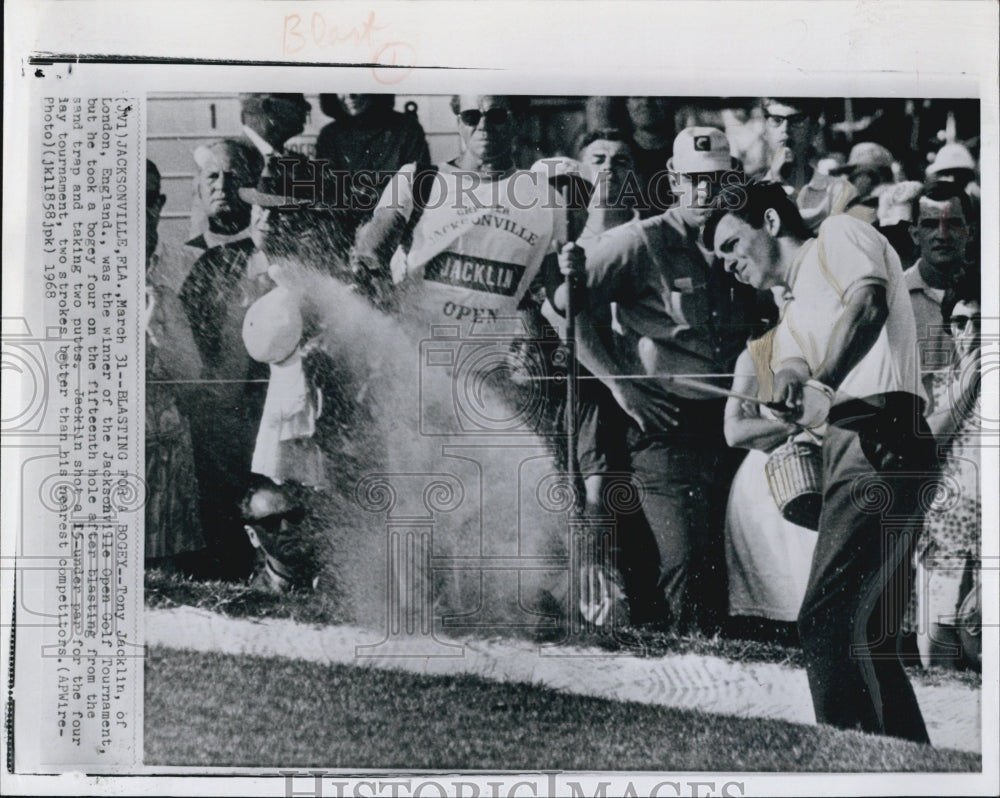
[723,347,819,629]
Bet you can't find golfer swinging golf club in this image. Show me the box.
[704,180,937,743]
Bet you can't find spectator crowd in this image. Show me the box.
[144,93,983,742]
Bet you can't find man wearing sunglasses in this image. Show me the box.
[758,97,856,231]
[355,94,569,336]
[241,479,319,592]
[903,180,975,396]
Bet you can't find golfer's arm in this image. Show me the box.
[813,283,888,390]
[724,368,795,451]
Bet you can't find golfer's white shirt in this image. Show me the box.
[772,214,925,405]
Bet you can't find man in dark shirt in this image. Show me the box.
[551,127,773,632]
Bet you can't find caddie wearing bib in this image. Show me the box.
[349,95,583,637]
[353,95,570,337]
[705,181,937,743]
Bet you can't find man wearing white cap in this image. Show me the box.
[925,141,978,191]
[925,141,981,224]
[550,127,773,632]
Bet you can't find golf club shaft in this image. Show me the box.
[663,374,770,405]
[665,375,823,444]
[556,174,593,511]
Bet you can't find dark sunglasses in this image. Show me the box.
[458,108,511,127]
[948,314,981,330]
[765,111,810,128]
[244,505,307,535]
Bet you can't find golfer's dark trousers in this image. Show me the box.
[798,393,937,743]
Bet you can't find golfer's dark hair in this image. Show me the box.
[912,179,975,231]
[941,263,981,328]
[703,180,814,250]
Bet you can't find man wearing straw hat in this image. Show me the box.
[704,181,936,743]
[550,127,771,633]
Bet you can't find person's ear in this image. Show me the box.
[667,169,682,195]
[763,207,782,237]
[909,222,921,248]
[244,524,262,549]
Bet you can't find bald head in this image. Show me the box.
[195,139,263,234]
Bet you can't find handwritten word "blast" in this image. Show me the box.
[281,11,416,85]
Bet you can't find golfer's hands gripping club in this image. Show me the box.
[773,368,834,429]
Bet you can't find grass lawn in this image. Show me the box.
[145,568,348,626]
[144,646,981,771]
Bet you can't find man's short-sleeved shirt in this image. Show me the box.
[581,207,768,380]
[904,260,951,391]
[376,162,565,336]
[772,213,923,405]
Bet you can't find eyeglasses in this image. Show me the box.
[244,505,307,535]
[458,108,511,127]
[949,314,981,331]
[765,111,810,128]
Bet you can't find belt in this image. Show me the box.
[828,392,926,430]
